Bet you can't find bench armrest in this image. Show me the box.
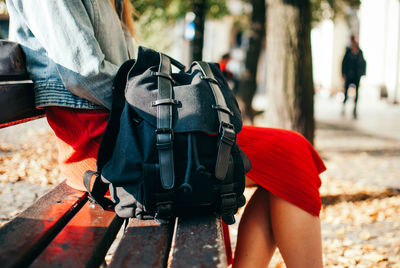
[0,81,45,128]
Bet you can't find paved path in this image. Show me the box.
[315,86,400,141]
[313,90,400,267]
[315,86,400,189]
[315,121,400,190]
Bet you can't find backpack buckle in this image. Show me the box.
[156,128,174,149]
[214,122,235,180]
[200,75,219,85]
[212,104,233,116]
[220,193,237,214]
[155,128,174,134]
[155,201,174,220]
[219,122,235,146]
[156,128,176,189]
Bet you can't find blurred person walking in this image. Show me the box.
[341,35,366,119]
[219,52,239,92]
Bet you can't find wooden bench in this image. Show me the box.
[0,41,229,268]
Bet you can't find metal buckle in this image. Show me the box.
[155,201,174,220]
[200,75,219,85]
[219,122,235,146]
[212,104,234,116]
[156,128,174,149]
[220,121,234,131]
[155,128,173,134]
[151,71,175,83]
[88,194,97,204]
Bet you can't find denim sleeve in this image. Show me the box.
[9,0,119,109]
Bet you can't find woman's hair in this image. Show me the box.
[110,0,136,37]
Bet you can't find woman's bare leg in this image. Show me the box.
[233,178,323,268]
[269,194,323,268]
[233,187,276,268]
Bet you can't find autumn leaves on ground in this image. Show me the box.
[0,120,399,267]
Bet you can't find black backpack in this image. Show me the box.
[84,47,250,224]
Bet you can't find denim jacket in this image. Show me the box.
[6,0,134,110]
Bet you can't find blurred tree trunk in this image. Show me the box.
[236,0,266,124]
[265,0,315,144]
[192,0,206,61]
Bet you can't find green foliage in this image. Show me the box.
[131,0,176,51]
[203,0,230,19]
[167,0,229,19]
[311,0,361,23]
[131,0,229,50]
[132,0,229,20]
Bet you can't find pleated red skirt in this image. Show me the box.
[46,107,326,265]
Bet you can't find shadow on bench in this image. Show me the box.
[0,182,227,267]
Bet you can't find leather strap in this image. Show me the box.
[217,146,238,225]
[83,170,114,209]
[154,54,176,189]
[193,61,235,181]
[96,59,136,171]
[82,59,135,207]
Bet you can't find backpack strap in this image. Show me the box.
[97,59,136,171]
[83,170,114,210]
[83,59,136,207]
[193,61,235,181]
[152,53,177,190]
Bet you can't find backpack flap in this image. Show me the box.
[124,46,242,135]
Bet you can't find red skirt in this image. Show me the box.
[46,107,326,264]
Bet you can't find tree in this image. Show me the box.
[265,0,315,143]
[264,0,361,144]
[311,0,361,23]
[235,0,266,124]
[191,0,206,61]
[176,0,229,61]
[131,0,228,60]
[130,0,178,51]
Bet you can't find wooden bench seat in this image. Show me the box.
[0,41,229,268]
[0,182,227,267]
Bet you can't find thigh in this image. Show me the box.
[246,176,258,187]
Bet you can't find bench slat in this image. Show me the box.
[109,218,174,268]
[30,202,123,268]
[170,216,227,268]
[0,82,44,128]
[0,181,87,268]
